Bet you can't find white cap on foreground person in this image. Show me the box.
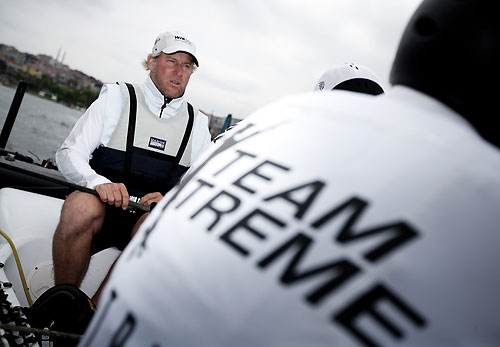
[78,0,500,346]
[314,62,384,95]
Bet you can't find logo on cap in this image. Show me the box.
[174,35,192,45]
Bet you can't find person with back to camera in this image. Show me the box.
[78,1,500,346]
[29,30,212,337]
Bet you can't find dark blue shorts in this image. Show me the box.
[90,204,145,254]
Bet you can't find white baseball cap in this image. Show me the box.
[152,31,199,67]
[314,63,383,95]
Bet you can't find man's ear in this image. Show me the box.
[147,55,157,71]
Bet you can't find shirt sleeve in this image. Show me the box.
[190,110,214,165]
[55,88,112,189]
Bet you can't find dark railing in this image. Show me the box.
[0,81,28,149]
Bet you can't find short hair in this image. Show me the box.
[142,53,197,72]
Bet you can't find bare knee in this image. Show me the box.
[57,191,106,239]
[131,212,150,238]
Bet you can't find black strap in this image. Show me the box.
[165,102,194,185]
[124,83,137,185]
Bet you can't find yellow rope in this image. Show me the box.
[0,228,33,306]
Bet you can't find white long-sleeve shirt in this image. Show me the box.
[56,77,212,189]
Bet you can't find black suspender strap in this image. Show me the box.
[165,102,194,185]
[124,83,137,183]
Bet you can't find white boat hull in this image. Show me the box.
[0,187,120,308]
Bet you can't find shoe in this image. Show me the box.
[27,283,95,346]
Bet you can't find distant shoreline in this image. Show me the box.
[0,81,86,112]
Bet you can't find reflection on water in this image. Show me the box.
[0,83,83,161]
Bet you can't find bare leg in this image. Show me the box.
[52,191,106,286]
[91,212,150,305]
[131,212,150,238]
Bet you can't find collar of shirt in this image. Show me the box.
[141,76,184,119]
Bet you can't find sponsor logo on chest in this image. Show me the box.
[148,136,166,151]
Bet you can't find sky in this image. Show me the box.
[0,0,422,119]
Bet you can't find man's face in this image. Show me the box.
[148,52,195,99]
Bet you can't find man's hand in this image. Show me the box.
[95,183,130,210]
[139,192,163,207]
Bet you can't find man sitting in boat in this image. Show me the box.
[51,31,211,305]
